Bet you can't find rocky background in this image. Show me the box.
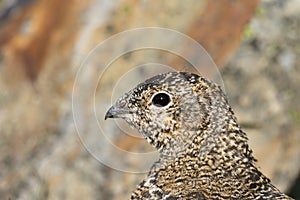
[0,0,299,199]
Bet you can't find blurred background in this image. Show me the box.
[0,0,299,199]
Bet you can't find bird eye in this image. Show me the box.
[151,92,171,107]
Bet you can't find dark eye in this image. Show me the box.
[151,92,171,107]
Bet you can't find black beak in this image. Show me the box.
[104,105,133,120]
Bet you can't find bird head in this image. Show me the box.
[105,72,238,158]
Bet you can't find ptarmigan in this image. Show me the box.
[105,71,293,200]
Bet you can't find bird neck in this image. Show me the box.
[154,128,277,199]
[157,116,258,177]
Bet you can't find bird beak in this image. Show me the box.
[104,105,133,120]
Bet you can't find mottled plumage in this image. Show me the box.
[105,71,293,200]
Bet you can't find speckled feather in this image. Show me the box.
[105,72,293,200]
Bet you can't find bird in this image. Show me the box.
[105,71,293,200]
